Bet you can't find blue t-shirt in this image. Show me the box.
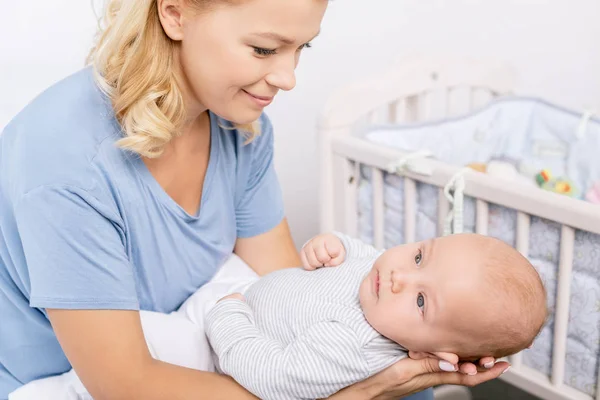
[0,68,284,398]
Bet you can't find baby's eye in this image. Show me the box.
[414,249,422,266]
[417,293,425,313]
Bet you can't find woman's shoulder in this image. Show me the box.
[1,67,123,196]
[4,67,117,143]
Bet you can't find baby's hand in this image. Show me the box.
[217,293,245,303]
[301,233,346,270]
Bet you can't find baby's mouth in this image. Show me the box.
[375,271,380,297]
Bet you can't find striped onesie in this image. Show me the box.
[205,232,407,400]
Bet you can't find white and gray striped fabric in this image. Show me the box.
[205,232,407,400]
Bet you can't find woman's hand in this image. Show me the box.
[328,356,509,400]
[301,233,346,270]
[407,351,497,376]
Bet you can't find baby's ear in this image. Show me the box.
[432,352,459,365]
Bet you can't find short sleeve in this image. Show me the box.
[235,114,285,238]
[14,185,139,310]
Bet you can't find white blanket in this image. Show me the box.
[8,254,259,400]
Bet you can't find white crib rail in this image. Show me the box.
[330,137,600,237]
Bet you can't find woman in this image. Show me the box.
[0,0,508,398]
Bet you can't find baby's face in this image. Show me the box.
[359,235,490,353]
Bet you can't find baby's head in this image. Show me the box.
[359,233,547,361]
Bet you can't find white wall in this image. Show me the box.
[2,0,599,248]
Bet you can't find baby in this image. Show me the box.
[206,232,547,400]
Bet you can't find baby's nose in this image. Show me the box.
[391,271,405,294]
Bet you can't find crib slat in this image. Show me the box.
[419,91,433,120]
[404,178,417,243]
[344,160,359,237]
[388,102,398,123]
[437,188,449,236]
[516,212,531,258]
[396,99,407,123]
[510,212,532,369]
[551,225,575,388]
[406,96,419,122]
[475,200,489,235]
[372,167,385,249]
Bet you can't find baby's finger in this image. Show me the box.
[324,241,345,267]
[325,238,342,258]
[314,240,332,265]
[300,247,312,270]
[305,245,322,269]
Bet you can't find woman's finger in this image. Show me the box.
[391,356,456,380]
[479,356,496,369]
[416,361,509,389]
[407,351,429,360]
[458,362,477,376]
[451,362,509,386]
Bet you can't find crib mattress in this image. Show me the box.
[355,97,600,396]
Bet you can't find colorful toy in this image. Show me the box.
[534,169,579,198]
[535,169,552,186]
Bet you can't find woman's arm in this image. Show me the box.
[234,218,301,276]
[47,308,259,400]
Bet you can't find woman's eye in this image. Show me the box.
[253,47,277,56]
[417,293,425,313]
[298,42,312,51]
[414,249,422,266]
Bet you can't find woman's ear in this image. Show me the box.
[157,0,185,41]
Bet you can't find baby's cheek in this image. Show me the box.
[373,304,403,337]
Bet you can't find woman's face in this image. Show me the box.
[161,0,327,124]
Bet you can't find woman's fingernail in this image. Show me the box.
[502,366,511,374]
[484,362,494,368]
[439,361,457,372]
[468,371,477,376]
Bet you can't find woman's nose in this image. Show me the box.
[265,57,297,92]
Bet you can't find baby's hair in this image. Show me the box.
[456,235,548,360]
[87,0,260,158]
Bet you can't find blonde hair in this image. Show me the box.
[87,0,260,158]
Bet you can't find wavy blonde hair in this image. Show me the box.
[87,0,260,158]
